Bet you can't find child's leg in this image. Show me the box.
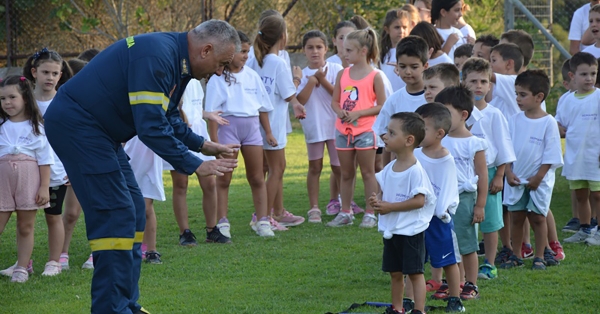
[46,185,68,263]
[356,149,377,213]
[509,211,527,258]
[499,208,512,249]
[330,166,341,200]
[461,252,478,285]
[483,231,498,265]
[408,273,426,312]
[443,263,461,297]
[590,190,600,222]
[170,171,190,234]
[571,190,579,219]
[575,188,591,226]
[215,151,238,222]
[430,266,443,282]
[198,175,217,228]
[307,159,323,208]
[374,149,383,173]
[265,149,286,218]
[241,146,268,219]
[61,186,82,254]
[546,209,559,244]
[523,218,531,248]
[390,272,405,311]
[528,212,547,261]
[143,198,157,252]
[458,262,465,283]
[337,150,357,212]
[16,210,37,268]
[0,212,12,235]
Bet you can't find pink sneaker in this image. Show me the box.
[59,253,69,270]
[269,217,289,231]
[351,201,364,215]
[326,199,341,216]
[0,260,34,277]
[274,209,305,227]
[82,254,94,269]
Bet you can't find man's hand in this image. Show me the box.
[195,159,238,177]
[200,141,240,159]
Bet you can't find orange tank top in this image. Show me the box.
[335,68,378,136]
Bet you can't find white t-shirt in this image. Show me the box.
[247,54,297,150]
[436,27,467,60]
[415,148,459,218]
[428,53,454,67]
[459,24,476,41]
[493,74,547,120]
[556,90,573,117]
[0,120,53,165]
[373,87,426,136]
[376,160,436,238]
[569,3,592,51]
[326,54,343,65]
[470,104,516,167]
[205,67,272,117]
[35,99,66,187]
[380,48,406,92]
[467,106,483,128]
[555,89,600,181]
[297,62,343,143]
[442,135,488,193]
[504,113,563,215]
[583,44,600,58]
[124,136,165,201]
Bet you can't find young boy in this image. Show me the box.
[454,43,474,74]
[501,70,563,269]
[414,103,465,312]
[437,86,488,300]
[370,112,436,314]
[473,34,499,61]
[463,57,516,279]
[582,4,600,58]
[488,43,524,119]
[557,52,600,246]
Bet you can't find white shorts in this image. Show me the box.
[124,136,166,201]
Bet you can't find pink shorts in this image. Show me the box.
[306,140,340,166]
[0,154,47,211]
[217,116,263,146]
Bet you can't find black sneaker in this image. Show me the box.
[403,298,415,313]
[206,226,232,244]
[562,217,580,233]
[543,248,559,266]
[477,240,485,256]
[591,217,598,230]
[446,297,466,312]
[499,254,523,269]
[494,246,513,264]
[179,229,198,247]
[145,251,162,264]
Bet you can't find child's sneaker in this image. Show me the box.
[82,254,94,269]
[326,199,341,216]
[0,260,34,277]
[446,296,466,312]
[326,212,353,227]
[274,209,305,227]
[179,229,198,246]
[359,213,377,228]
[549,241,565,261]
[591,217,598,230]
[383,307,402,314]
[431,280,449,300]
[10,267,28,283]
[562,217,580,233]
[426,279,443,292]
[269,217,288,231]
[477,263,498,280]
[42,261,62,276]
[59,253,69,270]
[206,226,231,244]
[307,208,322,223]
[564,229,591,243]
[499,254,524,269]
[216,221,231,238]
[402,298,414,313]
[585,232,600,246]
[351,201,364,214]
[531,257,546,270]
[255,220,275,237]
[459,281,480,300]
[543,248,559,266]
[145,251,162,264]
[494,246,513,264]
[521,243,533,259]
[476,240,485,256]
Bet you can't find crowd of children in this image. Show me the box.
[1,1,598,313]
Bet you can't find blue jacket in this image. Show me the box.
[58,32,204,175]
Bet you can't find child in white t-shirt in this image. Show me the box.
[369,112,436,314]
[437,85,488,300]
[502,70,563,269]
[327,21,357,67]
[410,22,454,67]
[489,43,523,119]
[414,103,465,312]
[379,8,417,92]
[463,58,516,279]
[294,31,344,223]
[454,2,476,43]
[431,0,467,60]
[582,5,600,58]
[557,53,600,246]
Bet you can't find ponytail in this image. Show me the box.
[22,48,73,90]
[253,15,286,68]
[58,60,73,90]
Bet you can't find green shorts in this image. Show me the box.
[453,192,478,255]
[569,180,600,192]
[480,167,504,233]
[507,189,542,215]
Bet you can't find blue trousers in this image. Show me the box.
[45,98,145,314]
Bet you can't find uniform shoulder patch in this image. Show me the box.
[126,36,135,48]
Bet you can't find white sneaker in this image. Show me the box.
[255,220,275,237]
[359,213,377,228]
[0,260,34,277]
[42,261,62,276]
[10,267,28,283]
[82,254,94,269]
[326,212,353,227]
[585,232,600,246]
[217,222,231,238]
[564,229,591,243]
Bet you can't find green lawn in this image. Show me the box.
[0,127,597,313]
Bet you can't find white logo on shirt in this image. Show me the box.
[18,136,32,144]
[395,193,410,202]
[581,113,598,121]
[528,137,543,145]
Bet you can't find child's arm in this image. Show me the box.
[36,165,51,206]
[296,76,319,105]
[259,112,278,147]
[314,67,335,95]
[371,193,426,215]
[207,120,219,143]
[526,164,551,191]
[489,163,506,194]
[442,33,460,54]
[331,71,347,119]
[473,150,488,224]
[285,95,306,119]
[203,110,229,126]
[504,163,521,186]
[343,73,386,123]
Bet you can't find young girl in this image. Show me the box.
[412,0,432,22]
[293,30,344,223]
[410,21,454,67]
[0,76,53,282]
[21,48,73,276]
[246,15,306,233]
[455,2,476,43]
[328,21,357,67]
[431,0,467,60]
[328,29,387,228]
[380,8,418,92]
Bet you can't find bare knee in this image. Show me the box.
[308,161,323,176]
[247,172,265,188]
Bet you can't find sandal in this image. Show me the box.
[426,279,443,292]
[307,208,322,223]
[531,257,547,270]
[499,254,524,269]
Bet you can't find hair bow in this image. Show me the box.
[20,76,26,81]
[33,47,49,60]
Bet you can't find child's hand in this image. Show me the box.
[337,109,348,119]
[472,205,484,224]
[314,66,328,83]
[506,171,520,187]
[292,66,303,80]
[446,33,460,47]
[342,111,361,123]
[265,133,278,147]
[204,111,230,126]
[368,192,379,208]
[36,187,49,206]
[308,75,320,87]
[373,200,392,215]
[292,103,306,119]
[526,174,543,191]
[466,36,476,44]
[489,175,504,194]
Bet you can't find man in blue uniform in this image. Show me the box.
[44,20,241,314]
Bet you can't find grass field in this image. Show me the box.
[0,126,598,314]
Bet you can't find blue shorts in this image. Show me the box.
[425,216,461,268]
[480,167,504,233]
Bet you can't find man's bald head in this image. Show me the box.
[188,20,240,80]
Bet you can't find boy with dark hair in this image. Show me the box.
[415,103,465,312]
[500,30,534,69]
[473,34,499,60]
[436,86,488,300]
[370,112,436,314]
[489,43,524,119]
[454,43,473,73]
[501,70,563,269]
[558,52,600,245]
